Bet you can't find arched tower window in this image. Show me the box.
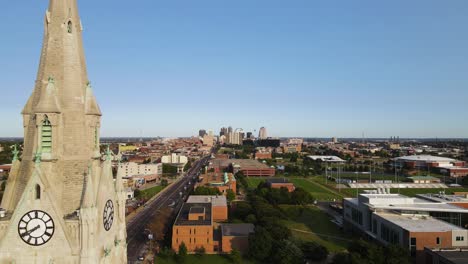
[67,21,73,33]
[41,117,52,154]
[35,184,41,200]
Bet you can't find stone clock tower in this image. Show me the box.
[0,0,127,263]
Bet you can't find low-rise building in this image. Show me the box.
[172,195,254,254]
[210,159,275,177]
[343,191,468,263]
[266,178,295,192]
[221,224,255,253]
[118,162,162,177]
[393,155,465,170]
[162,153,189,165]
[198,172,237,196]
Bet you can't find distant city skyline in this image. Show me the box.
[1,0,468,138]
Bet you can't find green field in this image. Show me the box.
[245,177,267,188]
[155,255,255,264]
[290,179,343,201]
[246,177,342,201]
[139,185,165,200]
[280,205,350,253]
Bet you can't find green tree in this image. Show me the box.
[331,253,351,264]
[160,179,169,187]
[271,240,304,264]
[301,242,328,261]
[194,246,206,257]
[229,249,242,264]
[184,161,192,172]
[133,189,141,198]
[226,189,236,202]
[245,214,257,224]
[193,186,221,195]
[248,227,273,261]
[291,188,314,205]
[163,164,178,174]
[177,242,187,262]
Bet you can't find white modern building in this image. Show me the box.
[259,127,268,139]
[162,153,189,165]
[343,191,468,263]
[118,162,162,177]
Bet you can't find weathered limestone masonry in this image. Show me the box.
[0,0,128,263]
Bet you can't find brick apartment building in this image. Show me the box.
[266,178,296,192]
[197,172,237,195]
[172,195,254,254]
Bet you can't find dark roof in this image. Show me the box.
[266,178,290,184]
[174,203,212,226]
[221,224,255,237]
[189,207,205,214]
[429,250,468,264]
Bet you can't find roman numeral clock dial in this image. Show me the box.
[17,210,55,246]
[103,200,114,231]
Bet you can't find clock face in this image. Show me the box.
[18,210,54,246]
[103,200,114,231]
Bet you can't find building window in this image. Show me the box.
[94,127,99,149]
[41,117,52,153]
[436,237,440,245]
[456,236,465,241]
[410,237,417,257]
[35,185,41,200]
[67,21,73,33]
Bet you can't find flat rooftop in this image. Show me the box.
[221,224,255,237]
[375,213,465,232]
[174,203,212,226]
[394,155,457,163]
[211,159,271,170]
[266,178,291,184]
[417,193,468,203]
[426,249,468,264]
[186,195,227,207]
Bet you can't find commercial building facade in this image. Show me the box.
[343,191,468,263]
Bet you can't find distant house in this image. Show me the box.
[266,178,295,192]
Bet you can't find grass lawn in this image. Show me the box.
[139,185,165,200]
[280,205,351,253]
[290,178,343,201]
[245,177,267,188]
[155,255,255,264]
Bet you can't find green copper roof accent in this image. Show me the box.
[105,144,112,161]
[224,172,229,184]
[34,151,42,164]
[11,144,19,162]
[104,247,111,257]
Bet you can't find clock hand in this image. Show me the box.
[21,225,41,237]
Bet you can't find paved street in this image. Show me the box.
[126,156,210,263]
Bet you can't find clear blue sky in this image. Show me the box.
[1,0,467,138]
